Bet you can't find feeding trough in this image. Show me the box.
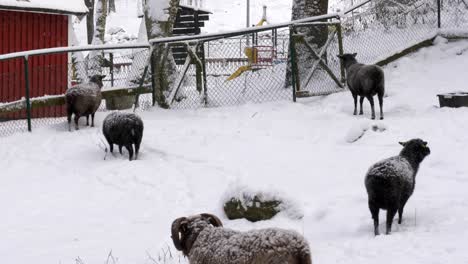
[437,92,468,108]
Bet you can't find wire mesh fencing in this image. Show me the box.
[0,47,152,137]
[341,0,468,65]
[169,30,293,109]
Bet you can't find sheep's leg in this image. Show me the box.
[398,207,404,224]
[369,202,380,236]
[367,96,376,120]
[105,136,113,153]
[398,197,409,224]
[352,94,358,115]
[67,114,72,132]
[74,115,80,130]
[359,96,365,115]
[386,208,398,235]
[378,94,384,120]
[126,145,134,161]
[86,115,89,126]
[91,113,95,127]
[119,145,123,155]
[135,143,140,160]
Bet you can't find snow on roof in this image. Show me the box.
[0,0,88,15]
[179,4,211,14]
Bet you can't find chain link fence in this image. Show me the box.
[1,0,467,137]
[0,47,151,137]
[341,0,468,64]
[170,29,293,109]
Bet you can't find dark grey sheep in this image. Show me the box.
[171,213,312,264]
[102,112,144,161]
[337,53,385,120]
[65,75,105,131]
[365,139,431,235]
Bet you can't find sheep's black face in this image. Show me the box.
[337,53,358,68]
[172,214,223,255]
[89,75,106,88]
[399,138,431,162]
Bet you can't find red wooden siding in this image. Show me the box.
[0,10,68,120]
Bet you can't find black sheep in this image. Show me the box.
[102,112,144,161]
[365,139,430,235]
[337,53,385,120]
[65,75,105,131]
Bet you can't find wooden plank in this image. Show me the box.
[171,47,188,53]
[375,37,435,66]
[301,36,344,89]
[179,6,211,15]
[174,21,205,28]
[0,11,3,103]
[173,27,201,35]
[175,15,209,22]
[303,31,336,88]
[167,54,191,104]
[0,86,153,114]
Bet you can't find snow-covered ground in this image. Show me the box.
[2,38,468,263]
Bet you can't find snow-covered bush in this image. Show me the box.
[222,183,303,222]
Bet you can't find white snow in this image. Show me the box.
[0,0,87,14]
[2,38,468,264]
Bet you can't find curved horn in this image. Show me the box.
[171,217,188,251]
[201,213,223,227]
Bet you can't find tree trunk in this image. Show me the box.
[144,0,180,108]
[108,0,116,13]
[285,0,329,88]
[84,0,95,44]
[88,0,108,76]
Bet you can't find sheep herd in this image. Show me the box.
[65,75,144,161]
[65,53,431,263]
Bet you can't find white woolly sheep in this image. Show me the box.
[171,213,312,264]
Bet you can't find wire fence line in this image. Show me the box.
[0,0,467,136]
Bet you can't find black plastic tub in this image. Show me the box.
[437,92,468,108]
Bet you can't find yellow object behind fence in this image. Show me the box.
[226,47,259,81]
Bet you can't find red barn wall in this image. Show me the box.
[0,10,68,119]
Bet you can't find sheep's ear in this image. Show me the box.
[352,53,357,58]
[99,75,106,80]
[337,54,343,59]
[399,141,406,146]
[422,141,428,146]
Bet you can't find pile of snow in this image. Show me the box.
[222,181,304,220]
[345,120,387,143]
[0,0,87,14]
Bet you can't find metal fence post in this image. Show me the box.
[336,22,346,84]
[109,52,114,87]
[201,42,208,106]
[289,26,298,102]
[437,0,441,28]
[23,56,32,132]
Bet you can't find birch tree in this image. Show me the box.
[286,0,329,87]
[84,0,95,44]
[144,0,180,108]
[88,0,108,76]
[108,0,116,13]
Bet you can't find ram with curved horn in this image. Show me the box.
[170,213,312,264]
